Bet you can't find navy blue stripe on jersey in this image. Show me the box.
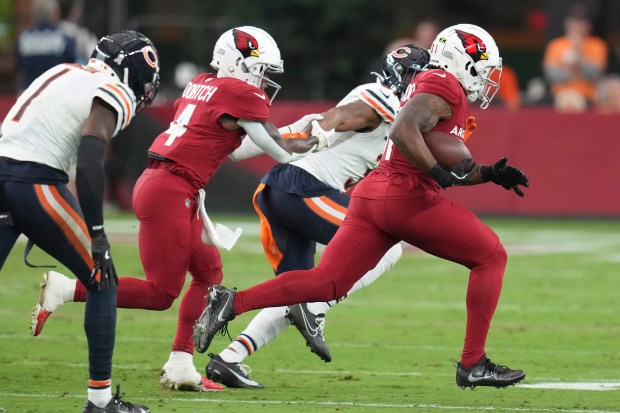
[365,89,396,118]
[110,82,136,118]
[12,68,71,122]
[115,82,133,99]
[261,164,336,197]
[98,87,127,128]
[0,157,69,184]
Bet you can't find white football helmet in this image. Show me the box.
[211,26,284,99]
[429,24,502,108]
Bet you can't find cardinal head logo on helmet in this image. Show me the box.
[455,29,488,62]
[233,29,259,58]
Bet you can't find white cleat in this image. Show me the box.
[160,360,223,392]
[31,271,72,336]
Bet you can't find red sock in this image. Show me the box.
[460,245,507,368]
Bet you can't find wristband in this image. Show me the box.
[479,165,495,183]
[428,163,453,188]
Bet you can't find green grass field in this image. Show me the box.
[1,216,619,413]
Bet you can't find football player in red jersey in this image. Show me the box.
[194,24,530,390]
[31,26,322,392]
[203,45,430,389]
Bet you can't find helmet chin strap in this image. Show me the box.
[466,91,478,103]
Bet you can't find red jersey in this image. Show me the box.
[354,69,469,199]
[148,73,270,187]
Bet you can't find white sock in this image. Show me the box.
[220,346,245,364]
[64,279,77,303]
[219,307,289,363]
[307,243,403,315]
[166,351,193,365]
[88,386,112,408]
[306,302,330,315]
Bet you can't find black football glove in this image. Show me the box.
[480,157,529,197]
[428,158,476,188]
[89,232,118,290]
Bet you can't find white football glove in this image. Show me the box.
[310,120,334,152]
[278,113,324,135]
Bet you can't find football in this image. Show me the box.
[422,130,473,171]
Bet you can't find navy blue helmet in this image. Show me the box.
[374,44,430,98]
[91,30,160,112]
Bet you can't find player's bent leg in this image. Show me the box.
[175,245,224,353]
[161,267,225,392]
[31,271,76,336]
[460,240,507,367]
[383,194,520,383]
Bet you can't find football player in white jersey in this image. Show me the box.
[203,45,430,388]
[0,31,159,413]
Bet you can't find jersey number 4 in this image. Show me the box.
[163,103,196,146]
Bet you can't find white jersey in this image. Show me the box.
[291,82,400,192]
[0,63,137,174]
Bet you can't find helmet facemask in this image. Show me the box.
[245,61,283,101]
[475,58,502,109]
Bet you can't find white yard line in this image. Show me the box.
[0,393,619,413]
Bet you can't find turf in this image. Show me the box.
[0,216,619,413]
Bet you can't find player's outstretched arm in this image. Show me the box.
[319,100,382,133]
[228,114,323,162]
[237,119,319,163]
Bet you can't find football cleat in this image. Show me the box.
[82,385,149,413]
[455,354,526,389]
[285,303,331,362]
[206,354,264,389]
[160,360,223,392]
[193,286,236,354]
[31,271,71,336]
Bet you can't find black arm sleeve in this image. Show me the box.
[75,135,107,237]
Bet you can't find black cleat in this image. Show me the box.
[82,385,149,413]
[193,285,236,354]
[285,303,332,362]
[455,354,525,389]
[206,354,264,389]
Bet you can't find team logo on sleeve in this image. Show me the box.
[455,30,488,62]
[233,29,259,58]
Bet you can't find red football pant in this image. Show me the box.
[75,167,223,354]
[235,192,506,368]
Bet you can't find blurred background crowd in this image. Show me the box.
[1,0,619,213]
[3,0,620,112]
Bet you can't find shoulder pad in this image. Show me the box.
[354,83,400,123]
